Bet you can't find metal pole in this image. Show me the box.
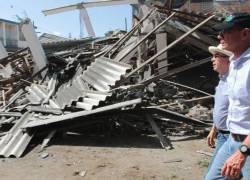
[147,107,208,126]
[2,90,5,107]
[125,14,215,78]
[152,95,213,108]
[160,79,212,96]
[117,12,176,62]
[146,113,173,150]
[125,18,128,32]
[103,9,155,56]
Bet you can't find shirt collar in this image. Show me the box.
[219,72,228,80]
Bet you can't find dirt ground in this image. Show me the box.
[0,134,212,180]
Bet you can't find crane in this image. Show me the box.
[42,0,139,38]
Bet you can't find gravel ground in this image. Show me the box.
[0,134,212,180]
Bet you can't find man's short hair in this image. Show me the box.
[213,12,250,32]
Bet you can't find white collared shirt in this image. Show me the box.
[213,73,229,131]
[227,47,250,134]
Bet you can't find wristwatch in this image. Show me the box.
[239,144,250,155]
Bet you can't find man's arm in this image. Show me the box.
[221,134,250,178]
[207,125,217,148]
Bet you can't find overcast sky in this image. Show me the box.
[0,0,132,38]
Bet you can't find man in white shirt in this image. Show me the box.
[205,44,232,174]
[205,12,250,180]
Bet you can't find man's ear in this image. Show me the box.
[241,28,250,40]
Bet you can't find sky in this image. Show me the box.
[0,0,132,38]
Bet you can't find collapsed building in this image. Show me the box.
[0,0,231,158]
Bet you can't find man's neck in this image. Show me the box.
[219,71,228,79]
[233,44,250,58]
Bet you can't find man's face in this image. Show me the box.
[217,27,243,52]
[211,53,230,75]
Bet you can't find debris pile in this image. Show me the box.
[0,6,222,158]
[0,48,34,105]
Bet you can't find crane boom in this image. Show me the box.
[42,0,139,37]
[42,0,139,16]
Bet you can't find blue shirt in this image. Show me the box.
[213,74,229,131]
[227,47,250,135]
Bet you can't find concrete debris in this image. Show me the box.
[79,170,87,177]
[20,19,48,77]
[73,170,87,177]
[40,152,50,159]
[0,3,224,158]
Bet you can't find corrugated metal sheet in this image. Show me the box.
[55,57,131,110]
[81,57,132,91]
[26,84,60,108]
[41,36,94,47]
[25,57,131,110]
[55,77,112,110]
[0,112,34,158]
[39,33,69,44]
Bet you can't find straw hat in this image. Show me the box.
[208,44,233,57]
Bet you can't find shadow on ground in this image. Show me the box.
[23,125,206,157]
[52,133,163,149]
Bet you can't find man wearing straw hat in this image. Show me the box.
[205,44,233,175]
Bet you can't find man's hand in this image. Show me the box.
[221,150,246,179]
[207,127,217,148]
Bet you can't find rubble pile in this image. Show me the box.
[0,7,222,158]
[0,48,34,105]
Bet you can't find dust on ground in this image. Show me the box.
[0,134,212,180]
